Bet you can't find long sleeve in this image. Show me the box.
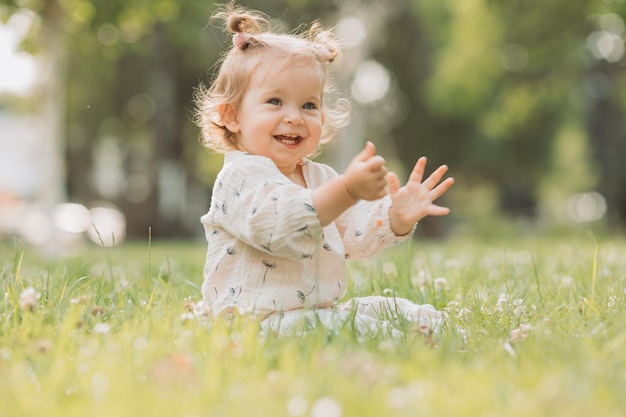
[336,196,415,260]
[199,152,415,318]
[206,152,324,260]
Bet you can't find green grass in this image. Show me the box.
[1,236,625,417]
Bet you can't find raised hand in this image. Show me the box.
[342,141,388,201]
[387,156,455,235]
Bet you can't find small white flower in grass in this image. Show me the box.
[560,275,574,289]
[382,288,394,297]
[510,323,533,341]
[382,262,397,277]
[70,295,90,305]
[513,299,526,316]
[387,388,408,409]
[180,312,195,323]
[387,385,419,409]
[93,323,111,335]
[434,277,448,291]
[133,337,149,351]
[311,397,342,417]
[410,270,431,288]
[503,341,516,358]
[286,396,308,417]
[0,349,10,361]
[456,307,471,320]
[495,295,508,312]
[19,287,41,311]
[91,372,109,402]
[193,301,212,318]
[444,258,460,270]
[378,339,395,352]
[444,300,459,313]
[183,296,195,311]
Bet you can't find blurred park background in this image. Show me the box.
[0,0,625,252]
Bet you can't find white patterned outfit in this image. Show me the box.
[199,151,442,336]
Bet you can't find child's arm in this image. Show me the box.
[387,156,455,236]
[312,141,387,227]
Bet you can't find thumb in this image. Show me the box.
[357,141,376,161]
[386,171,401,195]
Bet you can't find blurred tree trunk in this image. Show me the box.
[38,0,67,252]
[148,22,187,238]
[40,0,66,203]
[586,60,626,226]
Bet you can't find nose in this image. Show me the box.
[283,106,303,125]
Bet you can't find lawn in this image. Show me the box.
[1,235,625,417]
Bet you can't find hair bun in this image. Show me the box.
[233,31,250,49]
[227,14,262,34]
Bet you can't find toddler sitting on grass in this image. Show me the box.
[194,4,454,338]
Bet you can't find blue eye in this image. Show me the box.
[268,98,281,105]
[303,102,317,110]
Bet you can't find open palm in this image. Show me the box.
[387,157,455,235]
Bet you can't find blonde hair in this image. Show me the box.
[194,4,350,154]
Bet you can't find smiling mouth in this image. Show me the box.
[274,134,302,145]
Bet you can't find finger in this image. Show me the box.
[357,141,376,162]
[430,177,455,200]
[364,155,386,170]
[386,171,401,195]
[429,205,451,216]
[423,165,449,189]
[409,157,427,184]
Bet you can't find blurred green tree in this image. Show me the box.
[368,0,601,232]
[1,0,625,239]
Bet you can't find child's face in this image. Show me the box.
[226,57,325,174]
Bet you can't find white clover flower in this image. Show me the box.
[510,323,533,341]
[70,295,90,305]
[19,287,41,311]
[503,341,516,358]
[311,397,342,417]
[444,258,460,270]
[513,299,526,316]
[560,275,574,289]
[382,288,394,297]
[495,295,508,312]
[444,300,460,313]
[93,323,111,335]
[133,337,149,351]
[456,307,471,320]
[286,396,308,417]
[378,339,395,352]
[183,296,195,311]
[410,270,431,288]
[180,312,195,323]
[193,301,213,319]
[382,262,397,277]
[386,386,413,409]
[433,277,448,291]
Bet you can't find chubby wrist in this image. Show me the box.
[340,175,359,202]
[389,208,415,236]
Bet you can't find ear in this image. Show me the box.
[218,103,240,133]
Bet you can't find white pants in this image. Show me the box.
[260,296,444,338]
